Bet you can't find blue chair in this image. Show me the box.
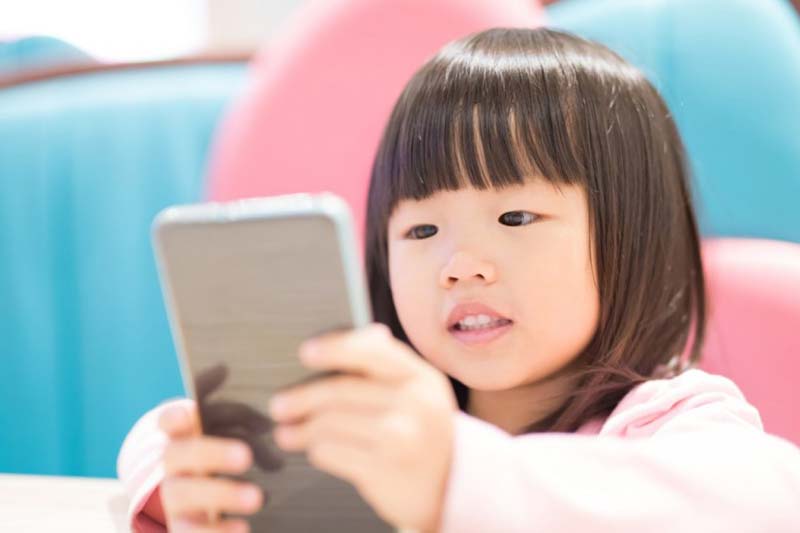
[0,35,92,75]
[0,60,247,477]
[546,0,800,243]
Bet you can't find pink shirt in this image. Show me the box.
[117,369,800,531]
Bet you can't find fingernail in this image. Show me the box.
[160,406,185,428]
[229,444,251,468]
[229,520,250,533]
[268,394,288,416]
[299,340,320,362]
[240,486,262,510]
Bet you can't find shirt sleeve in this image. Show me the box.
[117,398,194,533]
[438,370,800,533]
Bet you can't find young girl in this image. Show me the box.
[118,28,800,532]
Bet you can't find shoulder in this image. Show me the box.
[598,368,764,438]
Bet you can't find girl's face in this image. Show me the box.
[387,179,600,392]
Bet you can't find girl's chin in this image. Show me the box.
[448,371,533,392]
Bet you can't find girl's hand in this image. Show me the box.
[268,323,457,532]
[158,403,263,532]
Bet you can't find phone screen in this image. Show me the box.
[154,208,391,532]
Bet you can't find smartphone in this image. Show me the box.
[152,193,393,532]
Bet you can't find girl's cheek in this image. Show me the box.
[390,255,435,334]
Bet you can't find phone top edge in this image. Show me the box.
[150,193,354,228]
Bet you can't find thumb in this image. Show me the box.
[157,400,200,438]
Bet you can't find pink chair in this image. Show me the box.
[204,0,542,248]
[701,238,800,446]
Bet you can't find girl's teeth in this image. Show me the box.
[457,315,509,330]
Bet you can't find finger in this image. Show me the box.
[274,411,379,452]
[212,427,285,472]
[306,440,372,489]
[162,477,263,520]
[268,375,393,422]
[159,403,201,439]
[170,516,249,533]
[164,437,253,477]
[299,323,418,382]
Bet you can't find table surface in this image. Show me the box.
[0,474,422,532]
[0,474,129,531]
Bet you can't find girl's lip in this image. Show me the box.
[448,320,513,345]
[445,302,511,329]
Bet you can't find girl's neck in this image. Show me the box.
[466,372,575,435]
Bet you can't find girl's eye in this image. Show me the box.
[498,211,538,226]
[406,224,438,239]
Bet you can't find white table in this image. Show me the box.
[0,474,129,531]
[0,474,425,532]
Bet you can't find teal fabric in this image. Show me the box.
[0,36,92,75]
[0,63,247,477]
[546,0,800,243]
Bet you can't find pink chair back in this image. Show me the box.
[205,0,542,248]
[701,238,800,445]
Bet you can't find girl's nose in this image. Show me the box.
[438,251,498,288]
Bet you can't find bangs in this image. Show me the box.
[372,33,588,213]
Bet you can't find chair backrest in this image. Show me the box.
[0,59,247,477]
[546,0,800,243]
[701,238,800,445]
[0,35,92,76]
[205,0,543,247]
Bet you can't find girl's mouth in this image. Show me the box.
[448,319,513,345]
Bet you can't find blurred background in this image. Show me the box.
[1,0,799,480]
[0,0,301,61]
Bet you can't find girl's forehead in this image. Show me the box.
[396,177,562,207]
